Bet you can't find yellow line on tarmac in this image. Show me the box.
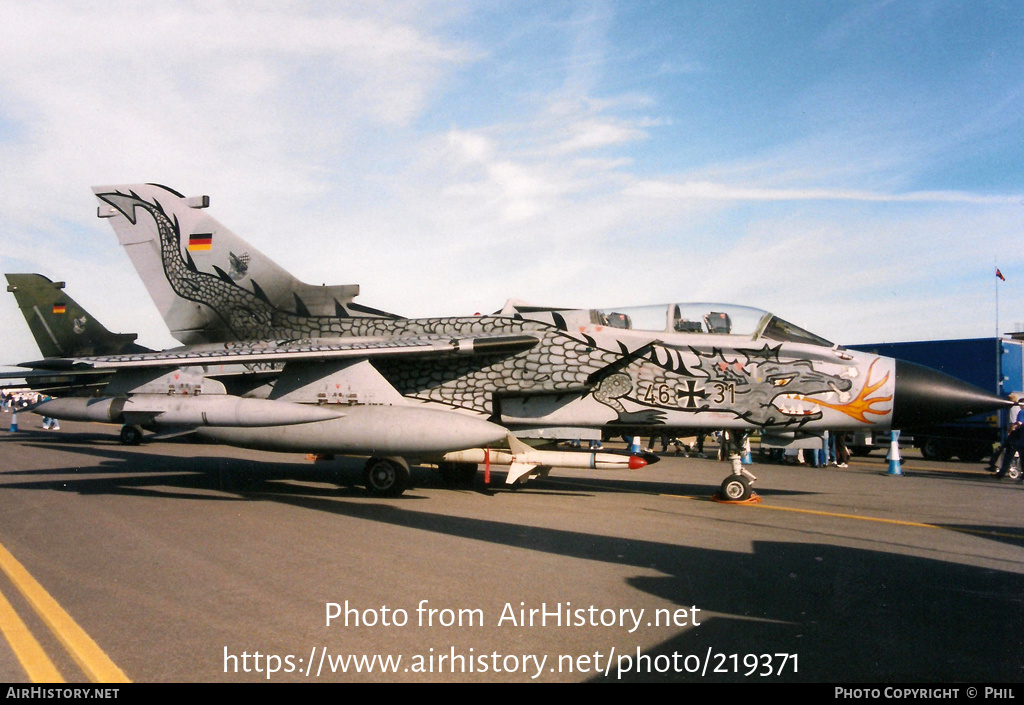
[653,490,1024,541]
[549,477,1022,540]
[741,501,1024,540]
[745,501,942,528]
[0,585,64,682]
[0,542,130,683]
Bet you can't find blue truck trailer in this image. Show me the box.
[847,337,1023,461]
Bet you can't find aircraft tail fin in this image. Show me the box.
[92,183,398,345]
[5,273,149,358]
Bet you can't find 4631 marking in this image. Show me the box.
[636,381,735,409]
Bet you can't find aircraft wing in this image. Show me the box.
[18,333,540,371]
[0,368,115,395]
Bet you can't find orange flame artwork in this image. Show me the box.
[796,359,893,423]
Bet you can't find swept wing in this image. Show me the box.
[19,333,540,371]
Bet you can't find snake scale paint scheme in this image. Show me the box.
[90,185,894,431]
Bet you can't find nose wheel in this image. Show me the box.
[720,475,753,501]
[719,445,757,502]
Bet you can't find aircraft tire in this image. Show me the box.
[120,424,143,446]
[720,475,752,501]
[363,457,410,497]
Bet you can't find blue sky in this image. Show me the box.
[2,1,1023,368]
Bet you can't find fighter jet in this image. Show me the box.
[3,273,280,400]
[1,273,155,395]
[18,184,1009,499]
[6,273,149,358]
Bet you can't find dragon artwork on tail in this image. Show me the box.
[92,188,892,430]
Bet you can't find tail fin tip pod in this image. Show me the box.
[91,183,399,345]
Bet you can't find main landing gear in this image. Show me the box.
[119,424,143,446]
[362,456,411,497]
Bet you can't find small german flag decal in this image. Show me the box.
[188,233,213,251]
[52,303,66,314]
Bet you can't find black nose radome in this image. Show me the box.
[892,359,1012,429]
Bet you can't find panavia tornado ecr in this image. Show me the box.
[2,273,154,396]
[18,183,1009,498]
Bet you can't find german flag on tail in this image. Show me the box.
[52,303,66,314]
[188,233,213,251]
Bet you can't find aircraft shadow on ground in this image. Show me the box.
[939,524,1024,549]
[0,441,691,501]
[216,480,1024,682]
[289,491,1024,683]
[1,428,818,500]
[0,438,374,502]
[608,539,1024,682]
[4,432,1024,681]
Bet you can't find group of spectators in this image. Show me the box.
[1,391,59,430]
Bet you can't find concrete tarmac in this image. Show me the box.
[1,417,1022,683]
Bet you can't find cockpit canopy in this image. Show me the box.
[590,303,834,348]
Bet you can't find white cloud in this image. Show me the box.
[624,180,1023,205]
[2,1,1023,373]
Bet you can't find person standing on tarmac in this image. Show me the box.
[37,394,60,431]
[989,394,1023,474]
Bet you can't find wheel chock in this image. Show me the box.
[712,492,762,504]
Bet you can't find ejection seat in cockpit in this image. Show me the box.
[704,311,732,334]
